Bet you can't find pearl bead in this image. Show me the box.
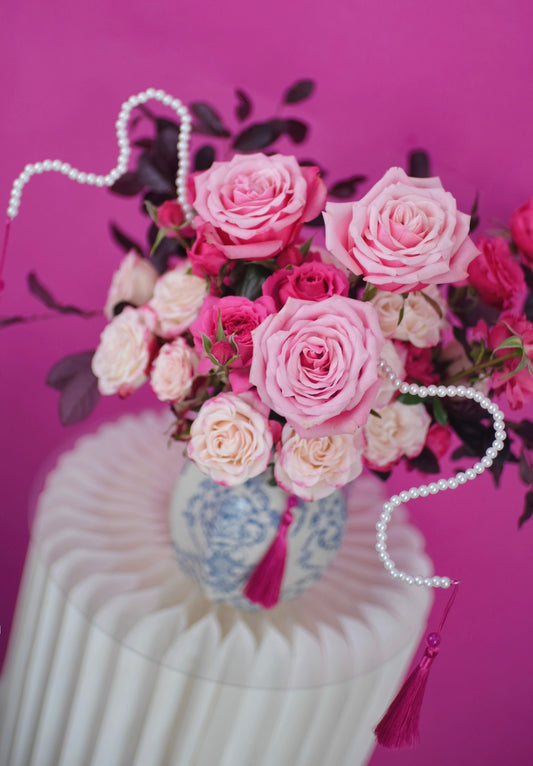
[427,385,437,396]
[437,385,447,397]
[418,386,428,398]
[409,487,420,499]
[399,382,410,394]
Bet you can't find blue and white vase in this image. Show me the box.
[169,462,347,609]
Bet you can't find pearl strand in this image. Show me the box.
[375,359,507,589]
[6,88,193,223]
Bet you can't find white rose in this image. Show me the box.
[373,340,406,410]
[92,307,155,396]
[372,285,447,347]
[104,251,159,319]
[150,338,197,402]
[363,400,431,470]
[149,262,208,339]
[274,424,364,501]
[187,392,273,486]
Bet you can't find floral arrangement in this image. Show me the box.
[6,81,533,524]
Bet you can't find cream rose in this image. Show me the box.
[150,338,197,402]
[104,251,159,319]
[373,340,406,410]
[187,392,273,486]
[371,285,447,347]
[91,307,155,396]
[274,424,364,501]
[363,400,431,470]
[149,262,208,339]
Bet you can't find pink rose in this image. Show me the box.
[261,256,349,309]
[149,261,208,339]
[191,294,275,392]
[192,153,327,260]
[104,251,159,319]
[187,391,273,486]
[150,337,197,402]
[489,313,533,409]
[363,400,431,471]
[274,424,364,501]
[404,345,439,385]
[510,199,533,261]
[188,223,232,280]
[468,236,525,308]
[249,295,385,437]
[323,167,479,292]
[425,423,452,459]
[92,307,156,397]
[157,200,185,229]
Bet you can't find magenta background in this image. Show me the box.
[1,1,533,763]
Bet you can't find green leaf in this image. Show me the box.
[150,227,170,256]
[299,237,314,257]
[397,392,424,405]
[398,300,405,326]
[494,336,524,351]
[202,334,213,355]
[432,396,448,425]
[236,263,271,300]
[215,311,226,342]
[362,282,378,301]
[420,290,443,319]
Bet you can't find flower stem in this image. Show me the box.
[444,350,522,385]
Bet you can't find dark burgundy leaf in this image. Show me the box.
[521,264,533,292]
[519,447,533,485]
[409,447,441,474]
[58,368,100,426]
[27,272,58,309]
[142,190,174,210]
[112,301,135,316]
[46,351,96,391]
[237,263,272,301]
[524,291,533,322]
[109,223,144,255]
[370,469,392,482]
[299,159,327,177]
[469,192,480,233]
[283,119,308,144]
[0,315,27,327]
[304,213,325,228]
[148,223,185,274]
[508,419,533,449]
[155,116,180,132]
[235,89,252,122]
[153,124,181,173]
[194,145,216,172]
[109,171,145,197]
[190,102,231,137]
[283,79,315,104]
[518,490,533,528]
[132,137,154,151]
[232,120,284,152]
[329,175,367,199]
[408,150,431,178]
[137,154,174,194]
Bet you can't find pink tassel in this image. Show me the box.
[243,495,297,609]
[375,583,458,748]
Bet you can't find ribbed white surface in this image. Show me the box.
[0,412,432,766]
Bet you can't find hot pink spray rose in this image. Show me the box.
[323,167,479,292]
[261,256,349,310]
[510,199,533,261]
[249,295,385,437]
[490,313,533,409]
[468,236,525,308]
[192,153,327,260]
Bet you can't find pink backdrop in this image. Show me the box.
[1,1,533,763]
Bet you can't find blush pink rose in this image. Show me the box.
[187,391,273,486]
[192,153,327,260]
[249,295,385,437]
[510,199,533,261]
[104,251,159,319]
[468,236,525,308]
[489,313,533,409]
[149,262,208,339]
[149,337,197,402]
[92,307,156,397]
[323,167,479,292]
[261,256,349,309]
[363,400,431,471]
[274,424,364,501]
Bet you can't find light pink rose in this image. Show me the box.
[150,337,197,402]
[373,340,406,409]
[371,285,447,347]
[510,199,533,261]
[92,307,156,396]
[192,153,327,260]
[149,261,208,339]
[468,236,525,308]
[187,392,273,486]
[104,251,159,319]
[274,424,364,501]
[261,255,349,309]
[323,167,479,292]
[249,295,385,437]
[489,313,533,409]
[363,400,431,471]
